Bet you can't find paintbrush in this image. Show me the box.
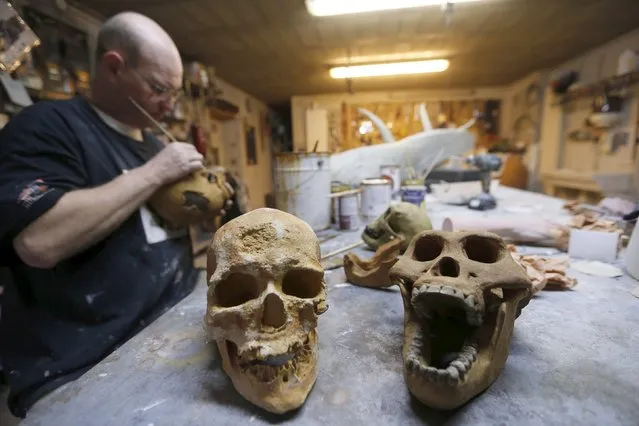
[419,147,444,180]
[320,241,366,260]
[128,96,177,143]
[128,96,225,184]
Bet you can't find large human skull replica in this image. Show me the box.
[362,202,432,253]
[150,168,233,227]
[389,230,533,410]
[204,208,328,413]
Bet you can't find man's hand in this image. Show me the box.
[145,142,204,185]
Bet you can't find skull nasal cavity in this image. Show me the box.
[433,257,460,277]
[262,293,287,328]
[412,235,444,261]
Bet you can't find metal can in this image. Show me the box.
[331,182,351,225]
[380,164,401,197]
[338,193,360,230]
[360,178,392,220]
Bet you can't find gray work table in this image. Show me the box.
[20,187,639,426]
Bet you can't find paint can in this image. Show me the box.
[401,179,427,207]
[380,164,401,197]
[360,178,392,220]
[338,191,360,230]
[331,182,351,225]
[274,152,332,231]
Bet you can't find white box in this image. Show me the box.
[568,229,619,263]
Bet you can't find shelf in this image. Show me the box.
[207,98,239,121]
[553,71,639,105]
[26,88,74,102]
[162,116,188,125]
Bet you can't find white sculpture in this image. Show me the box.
[331,104,477,186]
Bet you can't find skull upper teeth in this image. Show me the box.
[237,338,313,383]
[412,285,484,326]
[260,353,296,367]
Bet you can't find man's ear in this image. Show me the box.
[99,51,126,79]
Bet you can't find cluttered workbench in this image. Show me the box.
[19,187,639,426]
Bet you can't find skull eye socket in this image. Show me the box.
[462,236,504,263]
[412,235,444,262]
[215,273,263,307]
[282,269,323,299]
[386,212,402,233]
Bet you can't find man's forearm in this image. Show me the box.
[13,163,164,268]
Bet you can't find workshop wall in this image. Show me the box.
[499,71,549,191]
[291,86,508,152]
[213,80,273,210]
[539,27,639,201]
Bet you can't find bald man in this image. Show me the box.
[0,12,203,417]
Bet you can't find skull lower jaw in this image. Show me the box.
[362,218,399,251]
[216,330,318,414]
[403,287,522,410]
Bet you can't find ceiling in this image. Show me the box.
[70,0,639,104]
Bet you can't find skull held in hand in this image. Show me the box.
[205,208,327,414]
[389,231,532,410]
[362,202,432,253]
[150,168,233,227]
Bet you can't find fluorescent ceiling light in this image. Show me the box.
[331,50,452,66]
[329,59,449,79]
[306,0,483,16]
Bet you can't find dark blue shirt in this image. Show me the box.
[0,96,199,417]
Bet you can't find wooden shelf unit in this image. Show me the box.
[553,71,639,106]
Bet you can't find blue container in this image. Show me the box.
[401,184,427,206]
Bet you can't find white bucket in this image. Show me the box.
[339,193,360,230]
[274,152,332,231]
[360,178,392,220]
[380,164,401,197]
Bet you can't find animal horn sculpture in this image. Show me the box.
[357,108,396,144]
[419,103,433,131]
[458,115,477,131]
[330,126,475,187]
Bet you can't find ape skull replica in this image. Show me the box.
[362,202,432,253]
[205,208,328,414]
[389,230,533,410]
[150,168,233,227]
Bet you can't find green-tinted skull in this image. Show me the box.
[362,202,432,253]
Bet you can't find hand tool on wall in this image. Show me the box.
[190,123,207,156]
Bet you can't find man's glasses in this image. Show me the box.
[128,65,183,101]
